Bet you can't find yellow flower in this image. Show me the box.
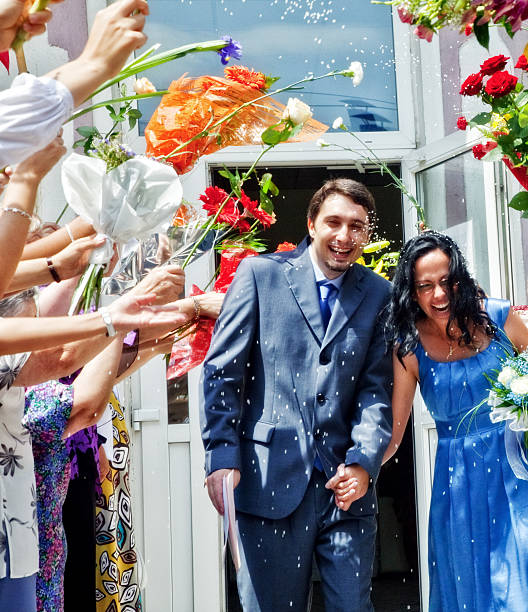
[490,113,509,133]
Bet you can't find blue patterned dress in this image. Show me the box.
[415,298,528,611]
[23,381,73,612]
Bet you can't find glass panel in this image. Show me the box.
[139,0,398,133]
[416,151,491,295]
[167,372,189,424]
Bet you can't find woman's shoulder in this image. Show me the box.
[484,297,510,328]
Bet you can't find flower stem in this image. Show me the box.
[181,144,273,268]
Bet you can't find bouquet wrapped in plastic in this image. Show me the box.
[61,152,183,313]
[145,67,328,174]
[166,247,257,380]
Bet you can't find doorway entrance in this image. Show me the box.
[212,165,420,611]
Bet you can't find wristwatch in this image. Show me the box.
[99,306,116,337]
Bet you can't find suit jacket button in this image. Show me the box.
[316,393,325,405]
[319,354,330,365]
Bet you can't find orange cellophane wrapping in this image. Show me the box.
[145,74,328,174]
[166,248,258,379]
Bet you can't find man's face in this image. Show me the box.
[307,193,370,279]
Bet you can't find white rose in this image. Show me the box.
[510,374,528,395]
[332,116,344,130]
[133,77,157,95]
[317,138,330,148]
[497,365,518,389]
[282,98,312,126]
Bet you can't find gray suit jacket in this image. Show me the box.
[201,238,393,519]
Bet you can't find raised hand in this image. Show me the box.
[130,264,185,305]
[0,0,63,51]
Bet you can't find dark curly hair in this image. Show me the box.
[385,231,496,364]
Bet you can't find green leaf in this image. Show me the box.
[128,109,142,119]
[218,169,235,180]
[261,173,273,194]
[216,134,222,146]
[259,192,274,213]
[519,104,528,129]
[469,112,491,126]
[515,90,528,107]
[76,125,100,138]
[473,20,489,50]
[509,191,528,212]
[261,127,282,146]
[128,116,138,130]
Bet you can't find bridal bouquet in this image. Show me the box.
[377,0,528,46]
[61,142,182,313]
[458,53,528,213]
[486,350,528,478]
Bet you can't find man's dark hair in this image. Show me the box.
[306,177,377,223]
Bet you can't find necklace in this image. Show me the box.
[447,341,455,360]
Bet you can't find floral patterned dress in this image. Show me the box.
[23,381,73,612]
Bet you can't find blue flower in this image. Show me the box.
[218,35,242,66]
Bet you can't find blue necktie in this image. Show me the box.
[318,281,338,331]
[314,281,337,472]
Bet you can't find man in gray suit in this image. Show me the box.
[201,178,392,611]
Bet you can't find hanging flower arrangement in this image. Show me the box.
[458,53,528,213]
[375,0,528,48]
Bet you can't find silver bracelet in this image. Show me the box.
[2,207,32,221]
[64,223,75,243]
[99,306,117,337]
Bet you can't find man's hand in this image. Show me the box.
[130,264,185,305]
[0,0,63,52]
[53,235,107,280]
[205,468,241,515]
[325,463,370,511]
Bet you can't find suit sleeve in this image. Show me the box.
[345,303,393,481]
[200,258,258,475]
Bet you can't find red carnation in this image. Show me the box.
[484,70,518,98]
[457,116,468,131]
[472,141,497,160]
[460,73,483,96]
[240,191,276,229]
[480,55,509,76]
[199,186,241,226]
[515,54,528,71]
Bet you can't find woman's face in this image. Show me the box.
[413,248,453,324]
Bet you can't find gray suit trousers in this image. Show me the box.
[236,469,376,612]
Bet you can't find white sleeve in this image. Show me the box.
[0,73,74,167]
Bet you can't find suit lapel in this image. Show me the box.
[322,263,368,350]
[284,239,325,344]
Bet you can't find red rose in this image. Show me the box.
[484,70,518,98]
[515,54,528,71]
[414,24,434,42]
[460,73,483,96]
[464,24,473,36]
[457,116,468,130]
[480,55,509,76]
[472,141,497,160]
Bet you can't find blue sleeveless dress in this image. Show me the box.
[415,298,528,612]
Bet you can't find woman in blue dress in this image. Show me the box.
[339,232,528,611]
